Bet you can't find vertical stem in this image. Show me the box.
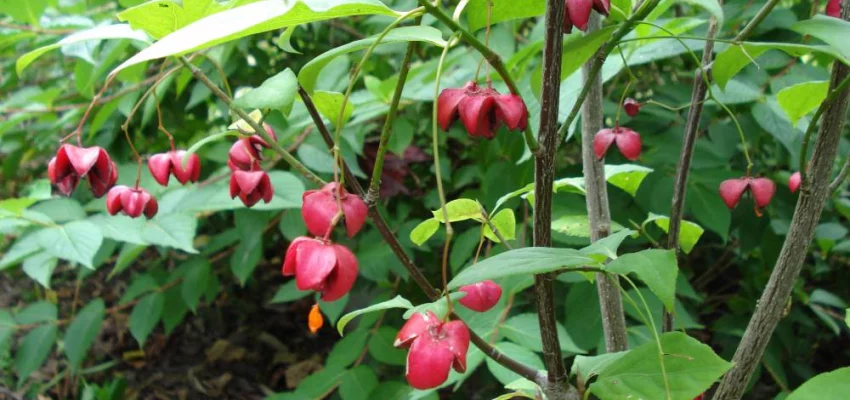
[712,4,850,399]
[663,11,721,333]
[582,13,629,352]
[533,1,571,398]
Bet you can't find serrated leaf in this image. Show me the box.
[311,90,354,126]
[129,292,165,347]
[642,213,704,254]
[299,26,447,93]
[605,249,678,311]
[432,198,482,223]
[15,324,57,384]
[0,234,41,270]
[410,218,440,246]
[64,299,105,369]
[181,258,211,313]
[465,0,544,32]
[448,247,597,289]
[605,164,654,196]
[36,220,104,269]
[338,296,413,335]
[112,0,398,75]
[777,81,829,126]
[587,332,731,400]
[22,252,57,288]
[233,68,297,114]
[141,213,198,253]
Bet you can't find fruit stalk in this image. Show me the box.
[713,2,850,399]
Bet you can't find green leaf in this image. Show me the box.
[233,68,298,114]
[15,324,57,384]
[17,24,150,75]
[117,0,237,40]
[586,332,731,400]
[788,367,850,400]
[579,229,636,261]
[466,0,544,32]
[337,295,413,335]
[679,0,724,26]
[129,292,165,347]
[64,299,105,369]
[340,366,378,400]
[605,249,678,311]
[792,15,850,60]
[0,234,41,270]
[0,310,15,349]
[311,90,354,126]
[560,26,618,80]
[327,329,370,368]
[485,342,545,386]
[119,274,159,304]
[0,197,37,215]
[181,258,211,313]
[367,326,407,365]
[36,220,104,269]
[605,164,654,196]
[269,280,312,304]
[184,131,240,162]
[112,0,398,75]
[403,292,466,320]
[777,81,829,126]
[22,253,57,288]
[713,41,850,90]
[501,313,585,354]
[483,209,516,243]
[299,26,447,93]
[15,301,57,324]
[448,247,597,289]
[230,210,270,285]
[410,218,440,246]
[0,0,48,26]
[141,213,198,253]
[641,213,704,254]
[432,198,483,223]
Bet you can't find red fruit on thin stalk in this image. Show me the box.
[282,237,359,302]
[106,185,158,219]
[148,150,201,186]
[719,177,776,213]
[437,82,528,139]
[789,172,801,194]
[229,170,274,207]
[302,182,367,238]
[827,0,841,17]
[566,0,593,31]
[458,280,502,312]
[593,127,642,160]
[228,136,270,171]
[48,144,117,197]
[393,311,470,390]
[623,98,641,117]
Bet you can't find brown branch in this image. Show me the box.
[712,3,850,399]
[296,86,545,385]
[663,7,721,333]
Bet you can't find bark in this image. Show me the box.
[582,13,629,352]
[712,4,850,399]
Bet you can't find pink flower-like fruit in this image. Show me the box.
[458,280,502,312]
[229,170,274,207]
[393,311,470,390]
[148,150,201,186]
[106,186,158,219]
[302,182,368,238]
[48,144,117,197]
[789,172,801,194]
[282,237,359,302]
[593,127,642,160]
[719,177,776,214]
[437,82,528,139]
[624,98,641,117]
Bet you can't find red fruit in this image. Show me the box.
[694,394,705,400]
[228,136,269,171]
[623,98,641,117]
[393,311,470,390]
[148,150,201,186]
[436,82,528,139]
[302,182,368,238]
[592,0,610,15]
[49,144,117,197]
[567,0,593,31]
[827,0,841,17]
[789,172,801,194]
[282,237,359,301]
[229,170,274,207]
[593,127,642,160]
[105,185,158,219]
[719,177,776,213]
[458,280,502,312]
[563,4,574,33]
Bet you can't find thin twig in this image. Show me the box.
[828,155,850,193]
